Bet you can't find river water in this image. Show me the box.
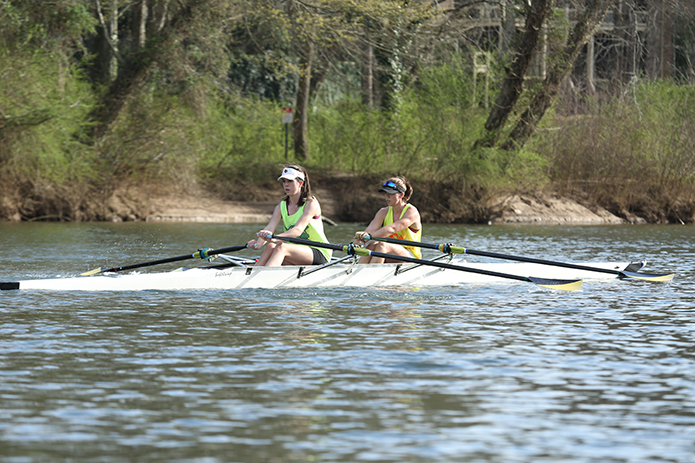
[1,222,693,463]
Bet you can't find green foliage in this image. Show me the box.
[228,51,298,101]
[308,51,508,186]
[197,94,289,186]
[2,0,694,222]
[0,47,96,185]
[0,0,96,48]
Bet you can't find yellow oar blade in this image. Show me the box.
[621,271,674,282]
[81,267,105,276]
[529,277,583,291]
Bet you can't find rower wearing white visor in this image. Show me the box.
[248,165,332,266]
[353,176,422,264]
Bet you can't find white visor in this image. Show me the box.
[277,167,305,182]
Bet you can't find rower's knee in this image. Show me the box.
[373,242,388,252]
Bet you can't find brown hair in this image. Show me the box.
[282,164,312,206]
[384,176,413,202]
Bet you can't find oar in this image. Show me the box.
[81,244,248,276]
[362,234,674,282]
[269,235,582,291]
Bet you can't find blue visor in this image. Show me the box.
[379,181,405,194]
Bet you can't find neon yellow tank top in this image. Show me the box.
[384,204,422,259]
[281,199,332,262]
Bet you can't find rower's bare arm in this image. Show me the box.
[249,205,282,248]
[279,198,320,239]
[375,206,421,237]
[355,208,388,241]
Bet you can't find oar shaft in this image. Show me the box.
[354,247,529,283]
[450,246,621,276]
[84,244,248,275]
[367,235,621,275]
[363,235,674,282]
[106,254,199,273]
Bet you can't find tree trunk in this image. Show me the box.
[88,0,205,141]
[109,0,118,80]
[498,0,517,55]
[500,0,617,152]
[362,44,375,108]
[293,41,314,161]
[94,0,121,83]
[614,0,636,83]
[645,0,675,79]
[474,0,554,150]
[138,0,148,49]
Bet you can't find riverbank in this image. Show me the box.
[142,190,634,225]
[0,177,680,224]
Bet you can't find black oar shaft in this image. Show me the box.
[107,253,200,273]
[85,244,248,275]
[450,246,620,276]
[365,235,674,281]
[355,248,530,283]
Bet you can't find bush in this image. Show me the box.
[0,47,97,185]
[543,79,695,221]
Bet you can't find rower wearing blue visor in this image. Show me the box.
[353,176,422,263]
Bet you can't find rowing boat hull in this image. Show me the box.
[3,260,641,291]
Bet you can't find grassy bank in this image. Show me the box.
[1,46,694,223]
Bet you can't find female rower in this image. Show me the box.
[247,165,332,266]
[353,176,422,264]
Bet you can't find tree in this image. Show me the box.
[88,0,219,140]
[473,0,619,152]
[473,0,554,150]
[235,0,435,161]
[500,0,616,151]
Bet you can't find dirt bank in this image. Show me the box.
[144,190,634,225]
[0,175,659,224]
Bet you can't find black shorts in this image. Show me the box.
[311,248,329,265]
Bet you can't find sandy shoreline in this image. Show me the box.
[143,191,637,225]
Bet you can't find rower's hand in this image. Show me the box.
[249,230,270,249]
[353,231,371,245]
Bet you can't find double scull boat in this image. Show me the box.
[0,258,646,292]
[1,235,674,292]
[0,255,653,292]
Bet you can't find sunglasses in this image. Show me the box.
[382,181,405,193]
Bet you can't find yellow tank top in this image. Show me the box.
[383,204,422,259]
[281,199,332,262]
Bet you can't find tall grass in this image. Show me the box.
[543,80,695,221]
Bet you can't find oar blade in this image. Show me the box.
[619,271,675,282]
[81,267,106,276]
[528,277,583,291]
